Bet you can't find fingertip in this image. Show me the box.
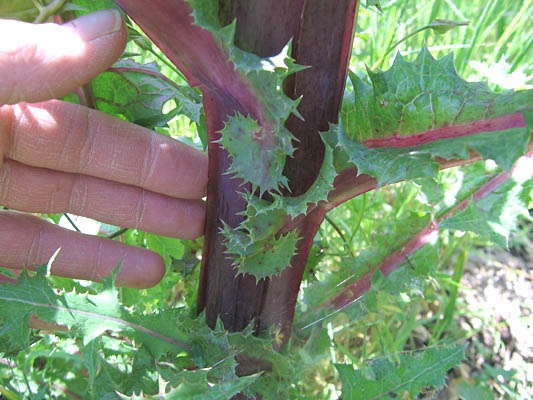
[119,248,166,289]
[140,250,166,289]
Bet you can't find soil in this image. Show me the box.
[437,226,533,399]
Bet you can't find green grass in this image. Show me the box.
[353,0,532,86]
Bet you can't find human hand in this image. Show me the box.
[0,10,208,288]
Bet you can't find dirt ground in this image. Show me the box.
[439,227,533,399]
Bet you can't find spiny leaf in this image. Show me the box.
[342,46,533,142]
[82,338,101,389]
[227,325,295,379]
[334,50,532,185]
[0,266,190,360]
[230,41,305,124]
[86,345,157,398]
[218,113,293,193]
[220,139,336,281]
[186,0,221,35]
[441,200,508,247]
[333,123,529,185]
[159,318,288,399]
[188,0,304,122]
[186,0,330,284]
[240,137,337,219]
[329,125,439,186]
[302,213,432,313]
[336,345,466,399]
[228,230,300,283]
[161,318,258,399]
[240,205,288,244]
[419,127,529,171]
[282,138,337,217]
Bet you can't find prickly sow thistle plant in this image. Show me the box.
[0,0,532,398]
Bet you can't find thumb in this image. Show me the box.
[0,9,127,105]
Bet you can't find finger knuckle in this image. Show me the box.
[68,175,89,215]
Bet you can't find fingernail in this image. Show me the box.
[65,9,123,42]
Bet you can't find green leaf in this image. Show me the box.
[227,326,295,380]
[0,0,36,21]
[0,309,32,353]
[88,349,159,398]
[283,138,338,217]
[146,234,185,266]
[440,175,531,247]
[331,117,529,186]
[365,0,383,12]
[441,199,507,246]
[165,371,258,400]
[91,59,202,128]
[339,46,532,184]
[218,113,293,193]
[343,46,533,141]
[186,0,223,34]
[159,318,291,399]
[336,345,466,399]
[458,380,494,400]
[220,138,336,281]
[0,266,190,360]
[420,128,529,172]
[227,230,300,282]
[301,212,432,314]
[82,338,101,389]
[299,328,331,365]
[70,0,118,14]
[414,177,445,205]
